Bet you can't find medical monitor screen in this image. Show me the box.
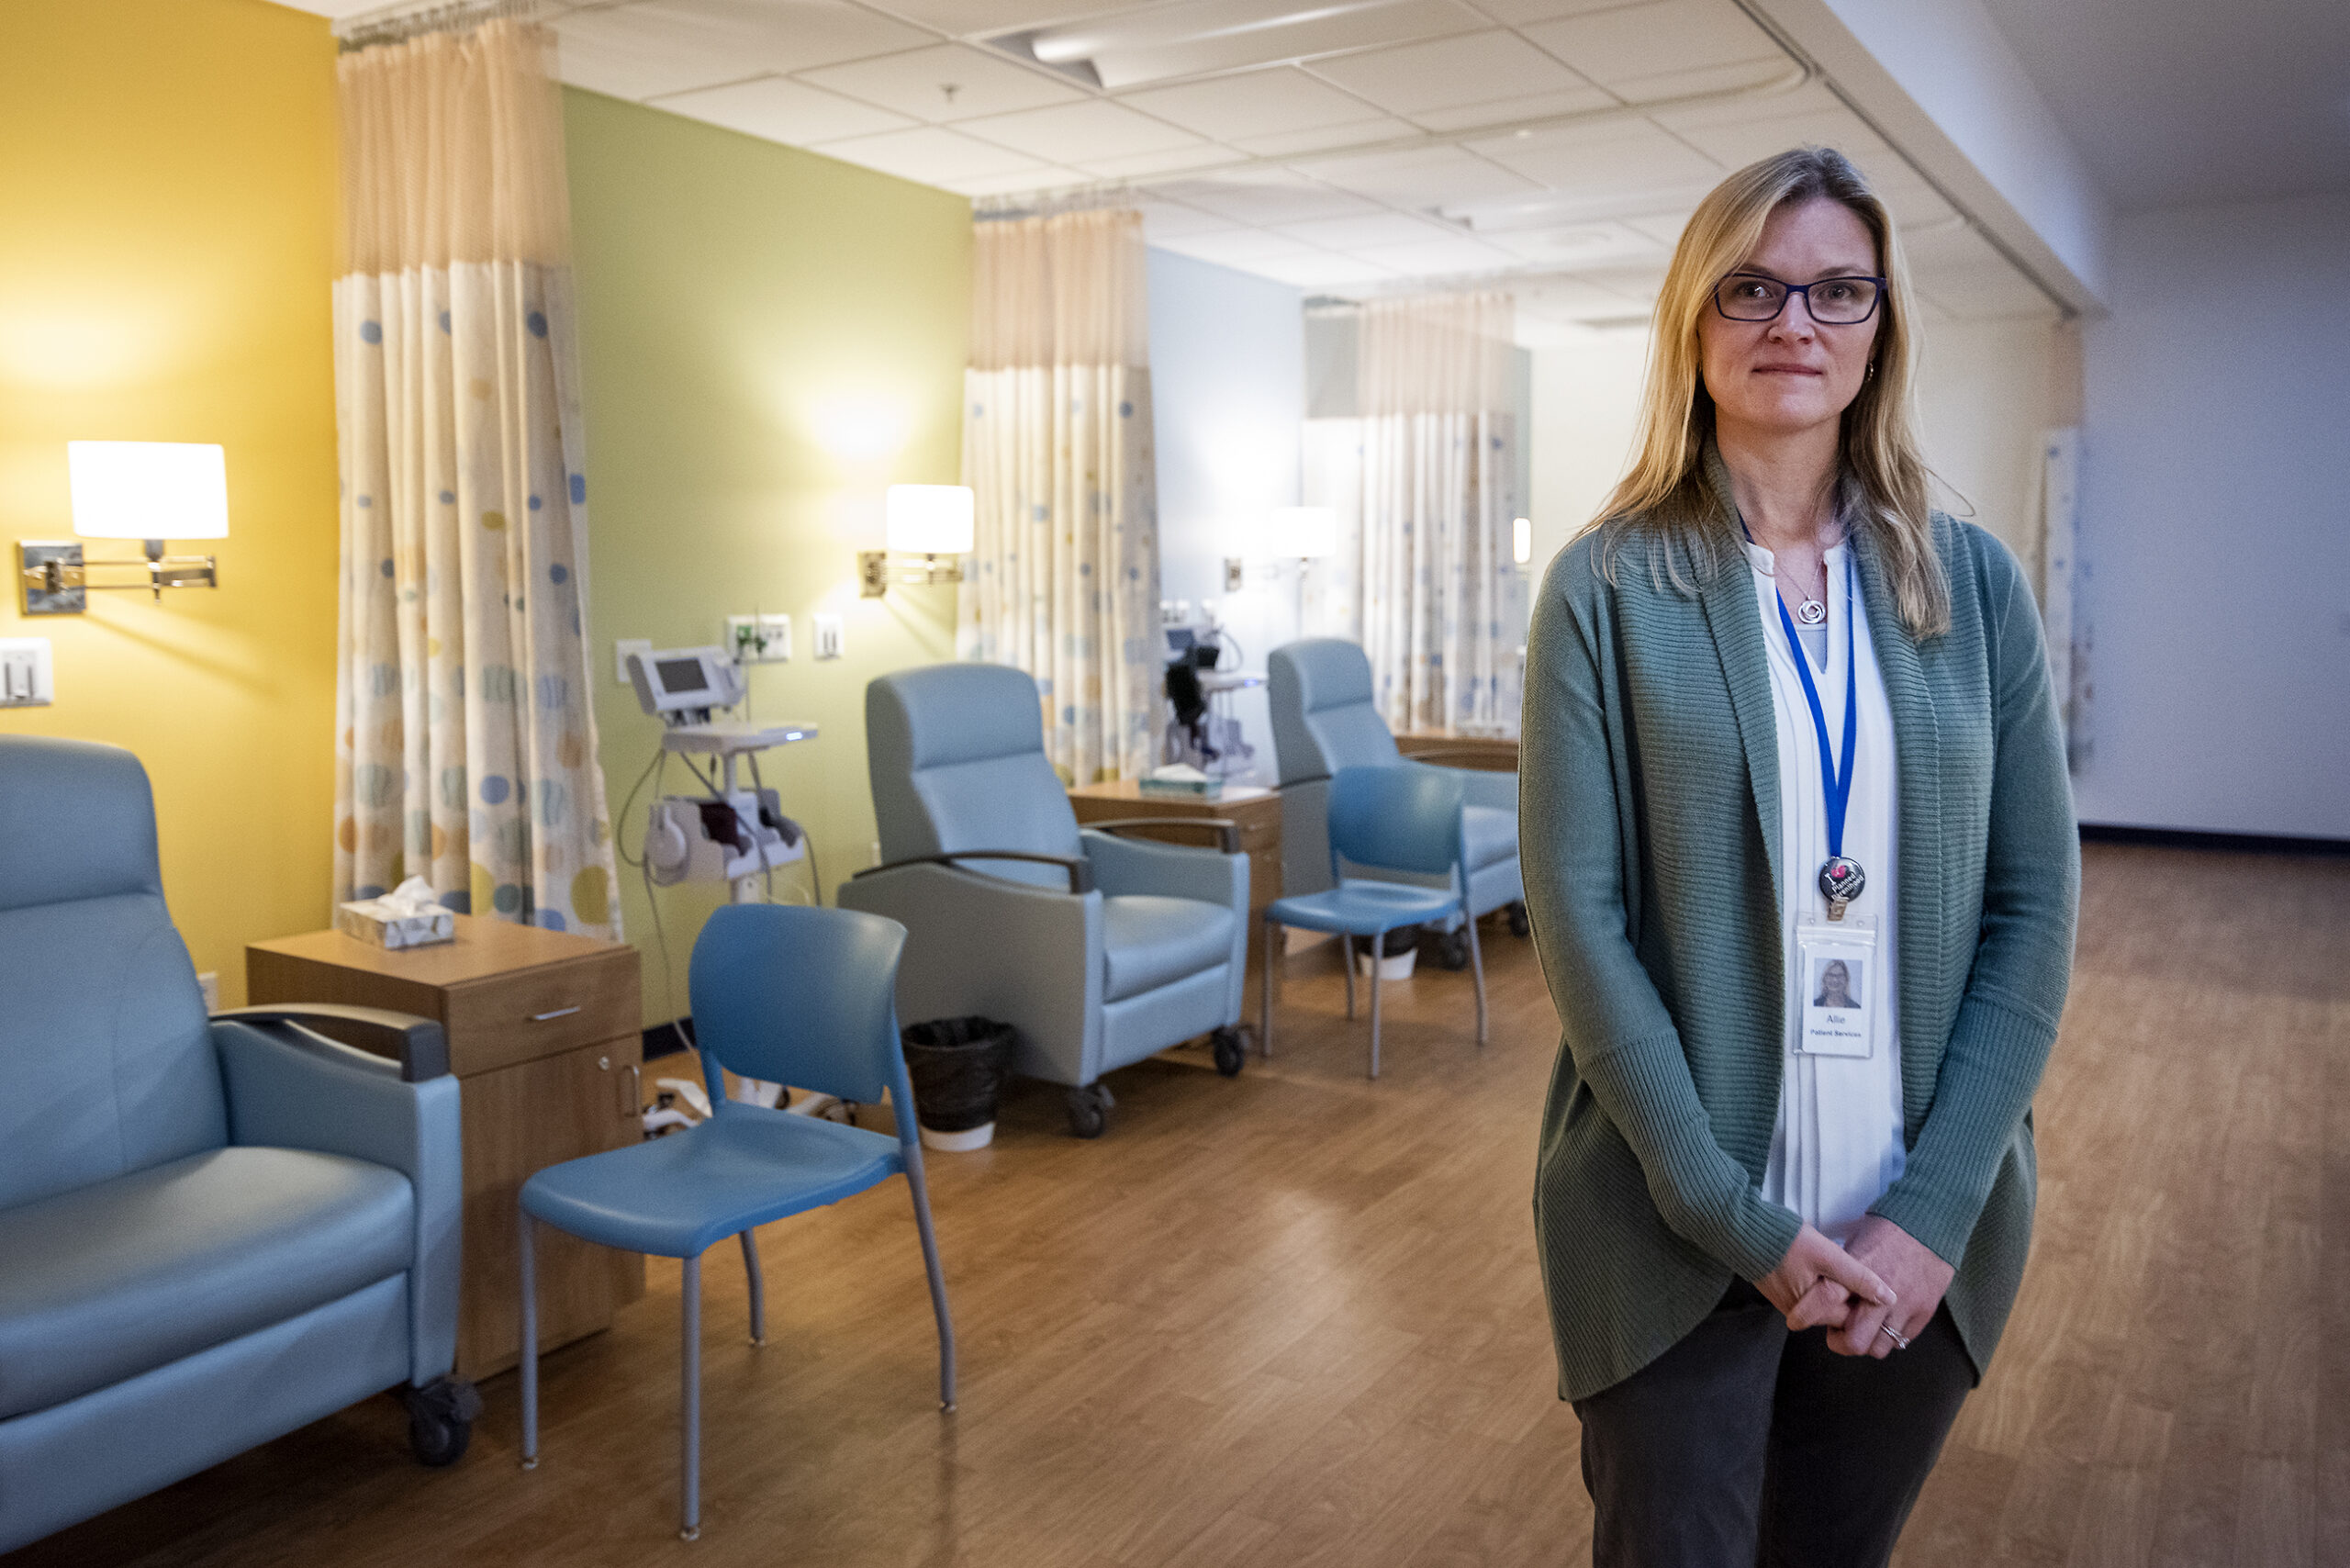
[655,657,709,694]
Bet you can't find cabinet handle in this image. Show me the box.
[528,1005,581,1023]
[621,1063,642,1122]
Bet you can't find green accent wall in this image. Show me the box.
[563,88,971,1026]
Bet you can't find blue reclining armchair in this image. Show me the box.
[1267,638,1525,965]
[0,737,466,1554]
[837,665,1249,1138]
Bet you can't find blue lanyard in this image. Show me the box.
[1774,554,1858,862]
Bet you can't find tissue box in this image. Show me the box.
[337,899,455,951]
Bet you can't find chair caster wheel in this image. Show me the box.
[1507,901,1530,938]
[1066,1082,1113,1138]
[1212,1026,1247,1078]
[521,1456,539,1472]
[680,1526,700,1542]
[404,1376,481,1467]
[1431,927,1472,970]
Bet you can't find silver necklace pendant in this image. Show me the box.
[1796,598,1828,626]
[1818,856,1865,919]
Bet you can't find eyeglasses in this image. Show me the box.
[1713,273,1886,325]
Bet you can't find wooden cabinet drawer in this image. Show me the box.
[443,949,639,1076]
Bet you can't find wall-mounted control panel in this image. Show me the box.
[725,613,791,664]
[0,638,53,707]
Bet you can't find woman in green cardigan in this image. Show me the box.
[1521,147,2077,1566]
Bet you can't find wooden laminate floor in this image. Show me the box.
[12,844,2344,1568]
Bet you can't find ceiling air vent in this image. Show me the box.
[986,0,1478,91]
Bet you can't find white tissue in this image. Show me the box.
[339,876,457,949]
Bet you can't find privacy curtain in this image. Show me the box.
[330,18,621,937]
[958,208,1162,785]
[1306,292,1523,736]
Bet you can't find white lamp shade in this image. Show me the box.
[69,442,229,541]
[1268,506,1337,559]
[886,485,975,554]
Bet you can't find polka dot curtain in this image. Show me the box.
[330,19,620,939]
[957,209,1163,786]
[1303,292,1526,738]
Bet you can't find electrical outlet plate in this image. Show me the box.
[0,638,54,706]
[725,613,791,663]
[813,614,844,660]
[1224,556,1244,592]
[615,638,652,687]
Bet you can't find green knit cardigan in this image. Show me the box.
[1521,487,2078,1403]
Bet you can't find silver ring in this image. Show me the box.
[1878,1323,1909,1350]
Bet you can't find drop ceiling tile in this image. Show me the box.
[946,166,1087,196]
[1246,252,1402,288]
[957,99,1206,162]
[1155,170,1382,225]
[1305,28,1593,116]
[1153,230,1321,266]
[798,43,1085,122]
[1618,207,1695,246]
[1469,117,1719,193]
[1514,274,1655,316]
[1353,234,1518,274]
[1135,200,1241,241]
[1570,263,1664,301]
[1120,68,1385,140]
[1663,106,1889,172]
[1075,0,1487,91]
[1483,222,1662,268]
[1297,143,1544,207]
[1412,88,1619,133]
[1276,211,1459,250]
[1232,118,1419,157]
[1605,57,1800,105]
[1645,80,1841,130]
[812,125,1052,184]
[650,74,918,143]
[1075,144,1239,178]
[862,0,1136,34]
[554,0,932,100]
[1466,0,1658,25]
[1521,0,1781,86]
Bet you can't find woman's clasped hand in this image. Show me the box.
[1753,1218,1954,1358]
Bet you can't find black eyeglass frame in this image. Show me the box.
[1712,272,1889,325]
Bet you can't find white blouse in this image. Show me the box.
[1741,537,1907,1244]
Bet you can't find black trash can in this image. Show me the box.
[901,1016,1017,1151]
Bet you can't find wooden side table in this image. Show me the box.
[1068,779,1282,1030]
[247,916,644,1381]
[1396,733,1520,772]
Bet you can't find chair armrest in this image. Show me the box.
[211,1003,449,1082]
[1085,815,1241,854]
[1404,756,1517,813]
[1400,745,1517,771]
[1081,827,1249,910]
[212,1017,463,1384]
[852,850,1093,895]
[837,861,1103,1087]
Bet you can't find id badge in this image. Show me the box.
[1796,917,1877,1058]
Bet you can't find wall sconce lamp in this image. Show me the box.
[859,484,974,597]
[18,442,229,615]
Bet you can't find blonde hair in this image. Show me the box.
[1588,147,1949,638]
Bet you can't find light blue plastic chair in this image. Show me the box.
[1259,764,1488,1078]
[519,904,954,1541]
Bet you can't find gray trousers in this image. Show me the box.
[1572,1282,1972,1568]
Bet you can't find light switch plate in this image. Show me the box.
[812,614,844,661]
[0,638,54,706]
[615,638,652,686]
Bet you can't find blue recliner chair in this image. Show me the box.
[1267,639,1525,964]
[836,664,1250,1138]
[0,737,466,1554]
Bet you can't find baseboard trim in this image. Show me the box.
[2080,823,2350,857]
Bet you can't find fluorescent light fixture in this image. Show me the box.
[1268,505,1337,559]
[1015,0,1467,88]
[69,442,229,541]
[886,485,975,556]
[1513,516,1531,566]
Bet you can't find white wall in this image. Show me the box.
[1147,247,1305,783]
[2072,195,2350,839]
[1526,314,2058,578]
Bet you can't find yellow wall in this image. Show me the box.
[562,90,971,1025]
[0,0,341,1005]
